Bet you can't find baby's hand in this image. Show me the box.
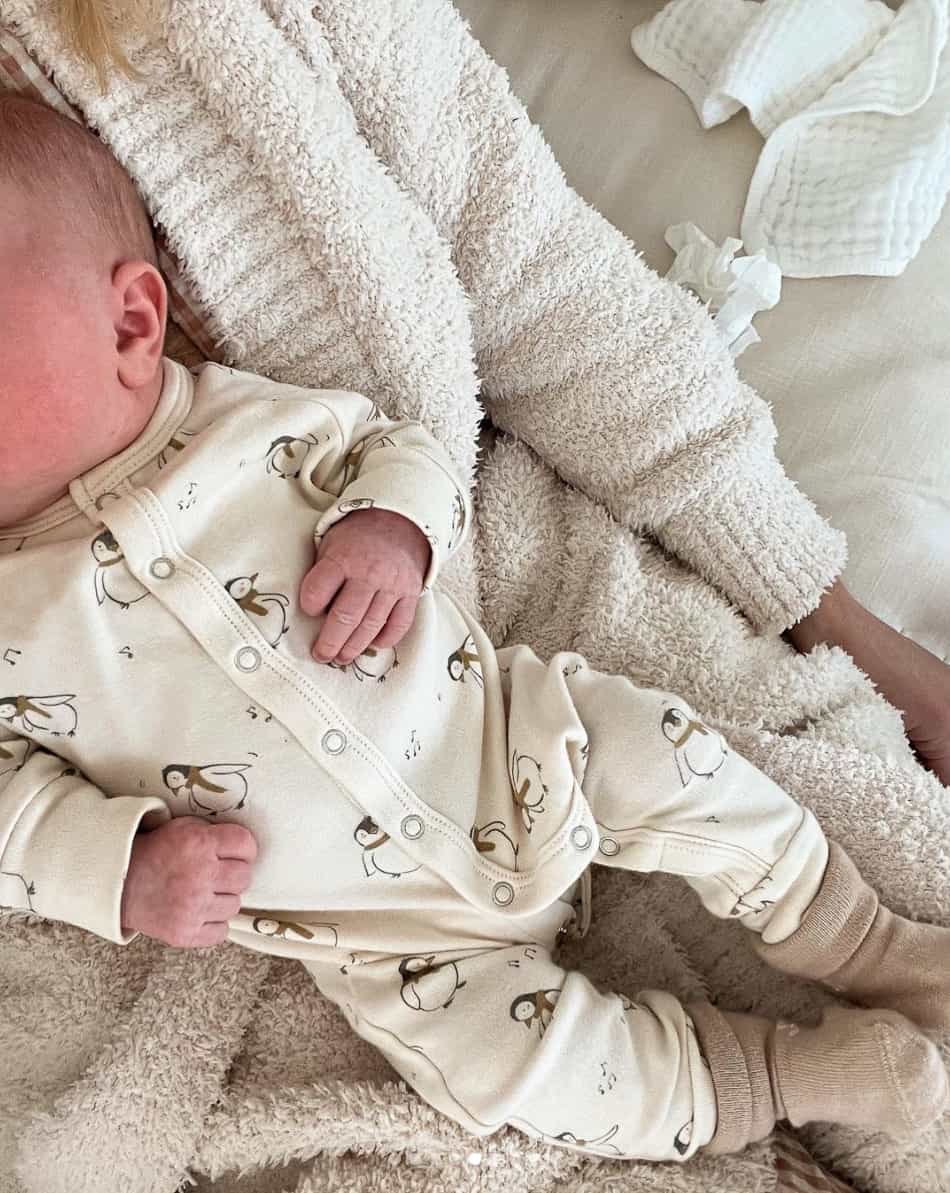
[299,508,431,665]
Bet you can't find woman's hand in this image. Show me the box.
[299,508,431,665]
[786,581,950,787]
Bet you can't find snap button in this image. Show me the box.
[322,729,347,755]
[599,837,620,857]
[149,556,175,580]
[401,815,424,840]
[491,881,514,907]
[570,825,593,851]
[235,646,261,672]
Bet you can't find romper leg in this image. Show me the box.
[300,937,718,1162]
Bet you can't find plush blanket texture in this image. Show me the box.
[0,2,947,1192]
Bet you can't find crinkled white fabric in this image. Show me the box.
[633,0,950,277]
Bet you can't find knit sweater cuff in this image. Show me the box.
[658,457,847,636]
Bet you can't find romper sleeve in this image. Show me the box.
[0,732,171,945]
[303,391,473,593]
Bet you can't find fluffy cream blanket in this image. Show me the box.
[0,2,947,1192]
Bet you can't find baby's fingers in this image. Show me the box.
[372,596,418,649]
[312,579,375,663]
[300,556,344,617]
[336,591,397,665]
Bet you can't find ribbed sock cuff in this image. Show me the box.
[754,840,878,981]
[687,1001,776,1155]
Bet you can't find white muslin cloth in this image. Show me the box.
[632,0,950,278]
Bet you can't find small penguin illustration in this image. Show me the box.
[0,869,37,912]
[508,748,548,833]
[399,955,467,1011]
[248,915,339,945]
[447,490,467,551]
[470,819,519,867]
[337,497,375,514]
[329,644,398,683]
[550,1124,622,1155]
[447,634,482,687]
[341,436,396,488]
[0,739,30,779]
[673,1120,693,1155]
[510,987,561,1038]
[161,762,251,815]
[91,529,149,608]
[265,433,323,479]
[354,815,422,878]
[0,695,77,737]
[224,573,290,647]
[730,875,775,918]
[157,428,196,468]
[660,706,728,786]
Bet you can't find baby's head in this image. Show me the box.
[0,93,167,528]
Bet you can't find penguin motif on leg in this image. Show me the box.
[508,748,548,833]
[447,634,482,688]
[265,433,324,479]
[510,987,562,1039]
[673,1119,693,1155]
[0,695,77,737]
[399,955,467,1011]
[225,573,290,647]
[162,762,251,815]
[0,739,30,779]
[660,706,728,786]
[354,815,422,877]
[91,530,149,609]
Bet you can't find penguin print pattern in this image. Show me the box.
[447,634,482,687]
[224,573,291,647]
[510,986,561,1038]
[399,955,467,1010]
[247,915,339,945]
[470,819,519,868]
[161,762,251,815]
[329,644,398,683]
[0,695,78,737]
[0,739,30,778]
[447,491,467,552]
[91,530,149,609]
[354,814,422,878]
[660,705,728,786]
[508,748,548,833]
[265,433,324,479]
[341,435,396,488]
[0,867,36,912]
[157,428,196,468]
[337,497,375,514]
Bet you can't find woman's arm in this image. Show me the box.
[787,582,950,786]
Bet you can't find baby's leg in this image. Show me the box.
[297,933,944,1159]
[554,661,950,1030]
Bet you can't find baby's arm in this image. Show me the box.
[296,392,472,663]
[0,731,170,943]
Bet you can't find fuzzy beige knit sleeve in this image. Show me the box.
[323,0,847,634]
[448,67,847,637]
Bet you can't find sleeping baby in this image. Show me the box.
[1,93,947,1163]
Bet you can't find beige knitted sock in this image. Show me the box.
[755,841,950,1030]
[688,1001,948,1155]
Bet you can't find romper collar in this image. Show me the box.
[0,359,195,540]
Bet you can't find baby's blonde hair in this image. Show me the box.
[58,0,147,89]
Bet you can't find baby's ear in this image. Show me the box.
[112,261,167,391]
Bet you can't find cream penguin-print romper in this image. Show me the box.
[0,360,830,1163]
